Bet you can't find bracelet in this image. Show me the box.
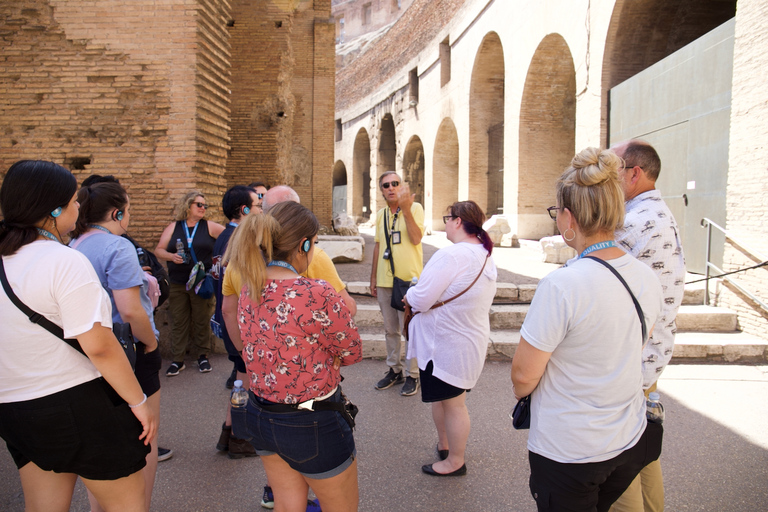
[129,393,147,408]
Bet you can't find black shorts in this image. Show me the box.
[419,361,469,403]
[135,345,162,397]
[222,331,246,373]
[0,378,149,480]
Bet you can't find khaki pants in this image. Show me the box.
[168,282,214,362]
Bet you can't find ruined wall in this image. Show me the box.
[722,0,768,337]
[332,0,414,43]
[227,0,335,225]
[0,0,232,248]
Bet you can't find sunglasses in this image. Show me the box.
[256,193,264,199]
[381,181,399,189]
[195,202,209,209]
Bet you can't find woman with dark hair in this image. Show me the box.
[403,200,497,477]
[154,190,224,376]
[511,147,663,511]
[230,201,362,511]
[70,182,161,511]
[0,160,156,512]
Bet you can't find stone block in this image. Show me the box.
[332,212,360,236]
[317,235,365,262]
[540,235,577,264]
[483,215,511,247]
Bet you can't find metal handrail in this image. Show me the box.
[701,218,768,313]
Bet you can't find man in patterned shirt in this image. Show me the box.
[611,140,686,512]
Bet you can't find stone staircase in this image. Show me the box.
[347,280,768,363]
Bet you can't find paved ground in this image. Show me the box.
[1,358,767,511]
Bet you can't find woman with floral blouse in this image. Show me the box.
[231,201,362,512]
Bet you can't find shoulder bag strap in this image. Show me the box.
[428,254,489,310]
[584,256,648,343]
[382,209,395,276]
[0,257,87,356]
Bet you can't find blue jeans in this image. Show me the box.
[237,388,356,478]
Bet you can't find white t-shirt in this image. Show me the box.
[0,241,112,403]
[406,243,497,389]
[520,254,663,464]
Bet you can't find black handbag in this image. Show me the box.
[511,395,531,430]
[1,257,137,370]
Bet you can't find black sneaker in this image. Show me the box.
[166,361,185,376]
[400,376,420,396]
[374,368,404,390]
[198,355,212,373]
[225,367,237,389]
[157,447,174,462]
[261,485,274,509]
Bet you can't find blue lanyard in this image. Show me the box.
[228,222,238,228]
[267,260,298,274]
[36,228,60,243]
[88,224,112,235]
[182,221,199,247]
[579,240,617,258]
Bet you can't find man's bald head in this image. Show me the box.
[262,185,300,213]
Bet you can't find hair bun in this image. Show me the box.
[570,147,620,187]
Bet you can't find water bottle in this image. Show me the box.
[136,247,150,268]
[646,391,665,424]
[175,238,187,263]
[230,380,248,409]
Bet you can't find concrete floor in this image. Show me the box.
[1,357,767,511]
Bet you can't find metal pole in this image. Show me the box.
[704,220,712,306]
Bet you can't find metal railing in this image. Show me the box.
[701,218,768,313]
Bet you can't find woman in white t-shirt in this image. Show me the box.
[0,160,157,512]
[404,200,497,477]
[70,181,161,512]
[511,147,664,512]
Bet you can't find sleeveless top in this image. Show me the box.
[165,220,216,284]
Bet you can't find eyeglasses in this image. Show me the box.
[546,206,561,220]
[195,202,208,209]
[381,181,399,189]
[443,215,456,224]
[256,193,264,199]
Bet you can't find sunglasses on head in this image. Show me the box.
[195,202,208,209]
[382,181,399,189]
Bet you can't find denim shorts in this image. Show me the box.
[238,388,356,478]
[0,378,149,480]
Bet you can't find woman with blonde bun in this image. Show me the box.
[511,147,664,512]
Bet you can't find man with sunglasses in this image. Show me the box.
[610,140,685,512]
[371,171,425,396]
[248,181,269,213]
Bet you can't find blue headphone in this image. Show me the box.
[242,205,251,216]
[115,210,124,221]
[301,238,311,253]
[51,207,62,218]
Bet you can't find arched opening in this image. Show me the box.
[601,0,737,145]
[332,160,348,217]
[519,33,576,239]
[402,135,425,206]
[469,32,504,217]
[378,113,397,176]
[433,118,459,230]
[352,128,371,221]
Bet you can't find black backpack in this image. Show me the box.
[123,234,171,310]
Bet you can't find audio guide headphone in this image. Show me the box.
[51,207,62,218]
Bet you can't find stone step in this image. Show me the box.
[359,330,767,363]
[351,280,708,305]
[354,303,739,333]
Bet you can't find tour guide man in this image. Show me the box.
[370,171,425,396]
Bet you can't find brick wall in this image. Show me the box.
[0,0,233,249]
[722,0,768,337]
[227,0,334,225]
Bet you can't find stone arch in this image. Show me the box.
[433,118,459,230]
[469,32,505,217]
[332,160,348,217]
[378,113,397,176]
[352,128,371,220]
[601,0,737,145]
[518,33,576,239]
[402,135,425,206]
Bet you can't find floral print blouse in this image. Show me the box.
[239,277,362,404]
